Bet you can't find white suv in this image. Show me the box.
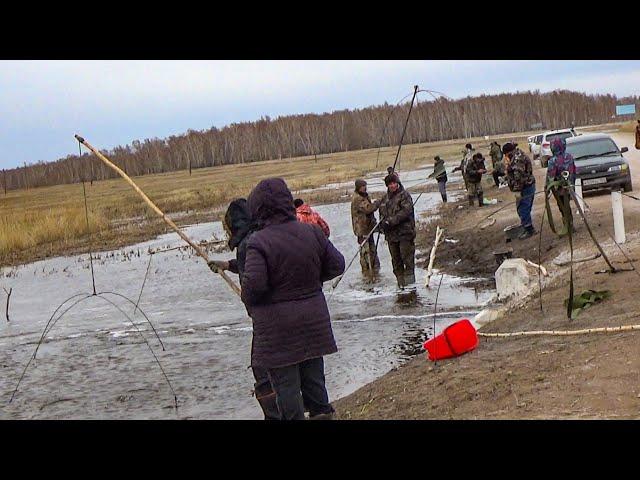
[528,134,543,159]
[539,128,578,167]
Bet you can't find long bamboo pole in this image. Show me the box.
[478,323,640,338]
[74,134,241,297]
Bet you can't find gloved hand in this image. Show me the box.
[379,220,391,232]
[208,260,229,273]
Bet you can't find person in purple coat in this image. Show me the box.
[241,178,346,420]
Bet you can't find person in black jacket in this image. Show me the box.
[208,198,280,420]
[241,178,345,420]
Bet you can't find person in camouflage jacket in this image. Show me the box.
[489,141,505,187]
[453,143,474,192]
[503,142,536,239]
[350,179,381,275]
[464,153,487,207]
[379,173,416,288]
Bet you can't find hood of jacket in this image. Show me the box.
[550,137,567,156]
[224,198,253,251]
[247,178,297,228]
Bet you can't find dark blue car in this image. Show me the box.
[566,133,632,192]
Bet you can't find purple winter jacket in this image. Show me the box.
[241,178,346,369]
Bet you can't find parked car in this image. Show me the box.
[540,128,578,167]
[527,133,543,159]
[565,133,632,192]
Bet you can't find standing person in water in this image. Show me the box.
[293,198,330,237]
[432,155,448,203]
[379,173,416,288]
[351,178,381,276]
[241,178,345,420]
[207,199,280,420]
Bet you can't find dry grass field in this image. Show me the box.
[0,122,621,267]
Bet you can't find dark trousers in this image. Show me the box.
[516,182,536,229]
[252,366,280,420]
[267,357,334,420]
[492,170,505,187]
[388,239,416,287]
[437,180,447,202]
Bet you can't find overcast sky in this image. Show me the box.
[1,60,639,169]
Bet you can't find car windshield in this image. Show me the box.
[546,132,573,143]
[566,138,619,160]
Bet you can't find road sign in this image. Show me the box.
[615,104,636,116]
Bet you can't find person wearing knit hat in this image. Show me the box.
[503,142,537,240]
[351,179,381,276]
[386,166,402,187]
[465,153,487,207]
[379,173,416,288]
[384,172,400,186]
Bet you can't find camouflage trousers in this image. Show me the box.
[467,181,483,196]
[358,235,380,274]
[388,239,416,287]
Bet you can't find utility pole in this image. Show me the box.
[2,169,6,195]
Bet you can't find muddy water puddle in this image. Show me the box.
[0,175,491,419]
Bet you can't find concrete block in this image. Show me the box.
[495,258,539,301]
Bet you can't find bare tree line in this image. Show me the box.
[2,89,637,192]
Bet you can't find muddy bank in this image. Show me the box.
[336,131,640,419]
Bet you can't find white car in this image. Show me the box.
[539,128,578,167]
[527,134,543,159]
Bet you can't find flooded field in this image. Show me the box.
[0,170,493,419]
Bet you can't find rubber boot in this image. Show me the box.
[404,271,416,286]
[441,193,447,203]
[517,225,536,240]
[254,381,280,420]
[478,192,484,207]
[468,195,475,206]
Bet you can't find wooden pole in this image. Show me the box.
[424,226,444,288]
[478,323,640,338]
[74,134,241,297]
